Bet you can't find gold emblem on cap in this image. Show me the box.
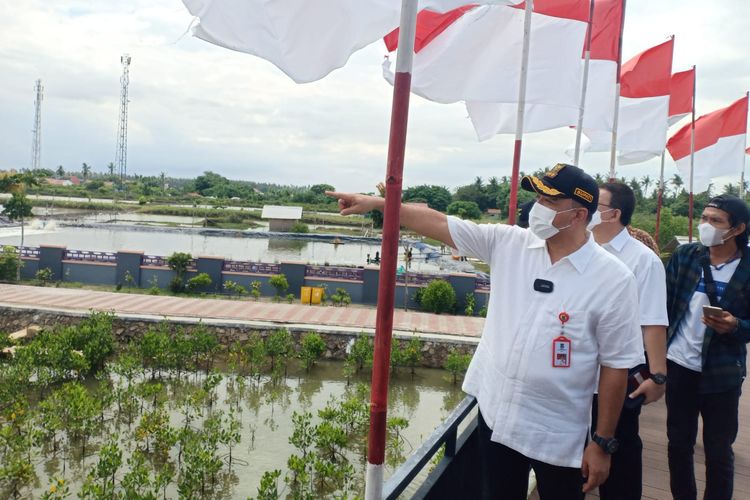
[573,188,593,203]
[546,163,566,178]
[530,176,563,196]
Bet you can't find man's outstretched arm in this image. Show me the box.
[326,191,455,248]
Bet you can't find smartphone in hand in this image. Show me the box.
[703,305,724,318]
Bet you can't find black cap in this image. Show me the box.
[707,195,750,227]
[521,163,598,214]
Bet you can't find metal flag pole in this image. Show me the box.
[365,0,418,498]
[608,0,627,181]
[574,0,596,166]
[688,64,697,243]
[507,0,534,225]
[655,151,665,244]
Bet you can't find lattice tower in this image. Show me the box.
[30,79,43,170]
[115,54,131,183]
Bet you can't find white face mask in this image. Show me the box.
[586,208,615,231]
[698,223,732,247]
[528,202,575,240]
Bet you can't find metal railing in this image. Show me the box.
[395,272,442,286]
[63,249,117,264]
[305,265,363,281]
[223,260,280,275]
[142,254,167,267]
[16,246,40,258]
[383,396,477,499]
[475,277,490,291]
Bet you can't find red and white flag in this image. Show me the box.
[667,95,749,193]
[668,68,695,126]
[182,0,519,84]
[582,37,674,165]
[382,1,590,138]
[578,0,624,133]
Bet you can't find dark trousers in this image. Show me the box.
[666,360,740,500]
[590,394,642,500]
[478,411,584,500]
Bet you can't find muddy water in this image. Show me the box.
[26,361,465,498]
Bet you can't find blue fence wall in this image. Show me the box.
[15,245,491,316]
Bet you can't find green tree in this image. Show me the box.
[81,163,91,181]
[56,165,65,178]
[269,274,289,301]
[2,192,33,281]
[446,201,481,220]
[402,185,452,212]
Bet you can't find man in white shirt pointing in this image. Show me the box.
[328,164,643,499]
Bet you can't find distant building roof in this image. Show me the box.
[486,208,502,215]
[261,205,303,220]
[45,178,72,186]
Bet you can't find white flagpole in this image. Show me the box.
[507,0,534,225]
[688,64,696,243]
[574,0,596,166]
[608,0,627,181]
[655,150,665,243]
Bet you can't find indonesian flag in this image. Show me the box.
[582,38,674,165]
[579,0,624,133]
[668,68,695,126]
[182,0,519,84]
[382,1,590,137]
[667,95,749,193]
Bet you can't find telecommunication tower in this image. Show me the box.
[114,54,132,183]
[30,79,43,171]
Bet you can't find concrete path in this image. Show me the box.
[0,284,484,341]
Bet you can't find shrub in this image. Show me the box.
[344,334,373,375]
[223,280,247,298]
[444,349,472,385]
[464,293,476,316]
[285,293,295,304]
[186,273,212,293]
[35,267,53,286]
[265,329,294,374]
[330,288,351,307]
[0,246,21,282]
[250,280,262,301]
[166,252,192,293]
[290,221,309,233]
[298,332,326,371]
[420,280,456,314]
[269,274,289,299]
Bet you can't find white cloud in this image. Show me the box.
[0,0,748,193]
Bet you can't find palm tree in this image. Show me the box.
[641,175,652,196]
[159,172,166,194]
[81,163,91,181]
[56,165,64,179]
[670,173,684,196]
[107,162,115,178]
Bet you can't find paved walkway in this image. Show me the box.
[0,284,484,341]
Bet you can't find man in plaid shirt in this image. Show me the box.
[665,195,750,500]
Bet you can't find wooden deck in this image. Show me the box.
[531,386,750,499]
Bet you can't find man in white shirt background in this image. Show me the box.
[328,164,644,499]
[590,182,669,500]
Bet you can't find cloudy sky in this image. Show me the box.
[1,1,748,193]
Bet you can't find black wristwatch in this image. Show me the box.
[650,372,667,385]
[591,433,619,454]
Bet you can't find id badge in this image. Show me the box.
[552,336,571,368]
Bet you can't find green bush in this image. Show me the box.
[269,274,289,299]
[420,280,456,314]
[298,332,326,371]
[35,267,53,286]
[250,280,262,301]
[166,252,192,293]
[330,287,352,307]
[186,273,212,292]
[444,349,472,385]
[265,329,294,374]
[290,221,309,233]
[0,246,21,282]
[464,293,476,316]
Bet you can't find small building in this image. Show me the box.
[486,208,502,218]
[261,205,303,232]
[45,178,73,187]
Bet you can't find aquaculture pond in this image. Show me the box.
[0,313,469,499]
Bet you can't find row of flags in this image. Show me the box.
[180,1,748,494]
[182,0,748,195]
